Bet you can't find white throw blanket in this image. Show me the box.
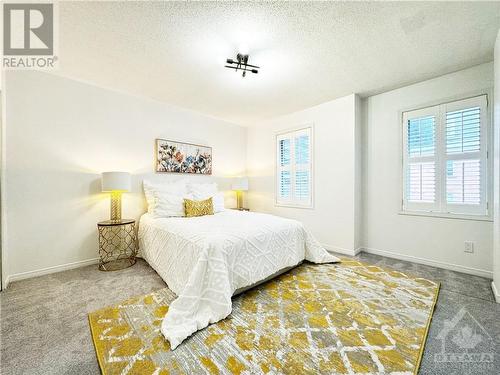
[138,210,339,349]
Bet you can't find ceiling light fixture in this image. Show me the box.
[225,53,260,77]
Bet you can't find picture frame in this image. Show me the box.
[155,139,212,175]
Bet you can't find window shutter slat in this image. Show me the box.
[407,162,435,202]
[279,170,291,198]
[446,107,481,154]
[295,170,309,199]
[407,116,435,158]
[279,139,291,166]
[446,159,481,205]
[295,135,309,164]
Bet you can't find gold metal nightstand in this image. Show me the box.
[97,219,138,271]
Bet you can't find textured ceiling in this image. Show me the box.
[57,1,500,125]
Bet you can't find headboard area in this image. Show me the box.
[127,173,237,220]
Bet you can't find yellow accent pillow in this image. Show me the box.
[184,197,214,217]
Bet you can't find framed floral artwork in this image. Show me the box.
[155,139,212,175]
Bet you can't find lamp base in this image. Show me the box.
[236,191,244,210]
[110,191,122,221]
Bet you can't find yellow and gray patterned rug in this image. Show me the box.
[89,258,439,374]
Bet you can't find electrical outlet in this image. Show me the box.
[464,241,474,253]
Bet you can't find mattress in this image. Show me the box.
[138,210,339,349]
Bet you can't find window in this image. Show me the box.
[402,95,489,217]
[276,127,313,207]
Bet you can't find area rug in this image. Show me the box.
[89,258,440,375]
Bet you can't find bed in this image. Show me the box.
[139,209,340,349]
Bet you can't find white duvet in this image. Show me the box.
[138,210,339,349]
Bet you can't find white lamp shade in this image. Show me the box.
[231,177,249,191]
[101,172,131,192]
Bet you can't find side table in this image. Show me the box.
[97,219,138,271]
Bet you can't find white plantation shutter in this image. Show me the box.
[403,107,439,212]
[443,96,487,214]
[402,95,488,217]
[279,170,291,198]
[278,138,291,198]
[276,127,313,207]
[294,132,310,200]
[446,160,481,205]
[407,162,435,202]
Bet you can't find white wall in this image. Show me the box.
[246,94,361,254]
[363,63,494,277]
[493,32,500,301]
[354,94,363,250]
[3,71,246,281]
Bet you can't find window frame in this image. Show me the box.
[275,125,314,209]
[400,93,491,221]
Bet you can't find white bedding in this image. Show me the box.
[138,210,339,349]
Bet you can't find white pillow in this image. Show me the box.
[188,182,225,213]
[211,192,225,213]
[150,192,190,218]
[143,179,188,213]
[187,182,218,198]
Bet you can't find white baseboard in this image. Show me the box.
[322,243,362,257]
[360,246,493,279]
[492,281,500,303]
[3,275,10,290]
[6,258,99,285]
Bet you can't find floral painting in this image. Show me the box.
[155,139,212,174]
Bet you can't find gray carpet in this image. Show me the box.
[0,255,499,374]
[355,253,500,375]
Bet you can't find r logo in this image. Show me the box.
[3,3,53,55]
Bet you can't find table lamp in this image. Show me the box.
[231,177,248,210]
[102,172,131,221]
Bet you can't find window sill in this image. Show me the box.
[398,210,492,222]
[275,203,314,210]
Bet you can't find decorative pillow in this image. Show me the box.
[184,197,214,217]
[143,179,188,213]
[187,182,225,213]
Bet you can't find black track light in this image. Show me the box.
[224,53,260,77]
